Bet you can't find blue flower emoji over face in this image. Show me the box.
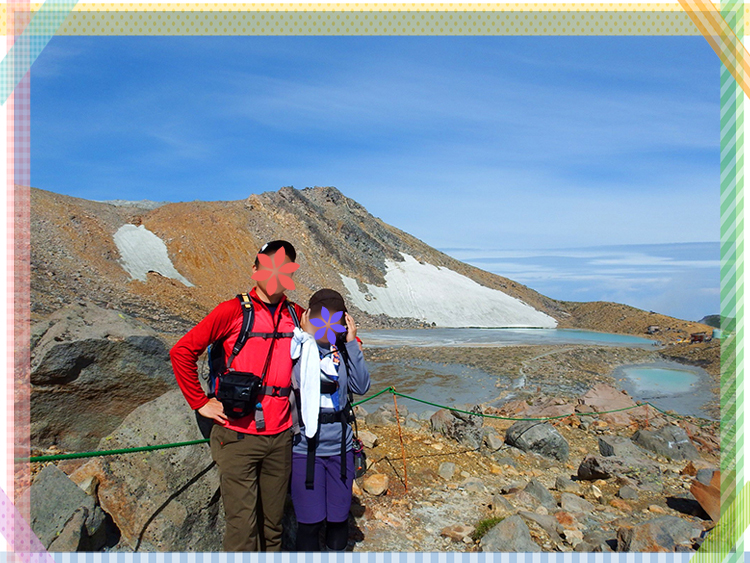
[309,307,346,345]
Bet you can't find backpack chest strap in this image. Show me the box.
[259,385,292,398]
[245,332,295,339]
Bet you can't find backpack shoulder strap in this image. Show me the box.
[226,293,255,370]
[286,301,301,329]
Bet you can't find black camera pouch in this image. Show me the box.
[215,371,263,419]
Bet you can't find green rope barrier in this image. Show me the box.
[389,390,715,428]
[352,385,395,406]
[392,390,647,421]
[25,439,209,463]
[23,385,715,463]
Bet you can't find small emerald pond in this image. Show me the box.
[613,361,715,420]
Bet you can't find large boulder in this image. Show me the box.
[690,470,720,521]
[577,384,649,426]
[69,389,223,551]
[31,302,176,451]
[365,406,397,426]
[30,464,108,551]
[505,420,569,462]
[480,515,541,552]
[616,516,703,552]
[430,405,484,449]
[632,426,700,461]
[524,398,576,419]
[578,455,663,492]
[525,479,558,512]
[599,436,650,459]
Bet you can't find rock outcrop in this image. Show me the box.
[430,406,484,449]
[69,389,223,552]
[504,421,569,462]
[29,464,109,551]
[31,301,176,451]
[632,426,700,461]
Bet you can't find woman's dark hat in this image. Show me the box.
[309,289,347,313]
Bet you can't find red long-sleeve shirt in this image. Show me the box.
[170,288,304,435]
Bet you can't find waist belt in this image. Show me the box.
[318,410,355,424]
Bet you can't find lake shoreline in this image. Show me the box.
[363,341,720,421]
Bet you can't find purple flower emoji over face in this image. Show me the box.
[309,306,346,345]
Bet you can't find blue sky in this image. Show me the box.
[446,242,719,322]
[31,36,720,320]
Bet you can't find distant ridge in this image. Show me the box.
[698,315,721,329]
[30,185,714,340]
[98,199,169,210]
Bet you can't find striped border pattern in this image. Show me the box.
[719,0,745,561]
[46,554,699,563]
[680,0,750,101]
[2,0,743,560]
[53,9,707,35]
[7,0,31,532]
[0,3,737,36]
[0,0,77,103]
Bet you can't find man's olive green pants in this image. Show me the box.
[210,424,292,552]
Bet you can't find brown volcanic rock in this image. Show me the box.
[690,470,720,521]
[30,301,175,451]
[71,390,223,552]
[31,188,136,317]
[29,185,561,331]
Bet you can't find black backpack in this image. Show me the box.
[195,293,301,439]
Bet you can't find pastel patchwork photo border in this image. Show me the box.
[1,1,745,561]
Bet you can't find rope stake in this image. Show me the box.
[392,390,408,493]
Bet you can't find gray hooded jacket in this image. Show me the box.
[291,338,370,456]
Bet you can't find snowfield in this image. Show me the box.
[340,253,557,328]
[113,224,194,287]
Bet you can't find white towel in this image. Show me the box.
[290,327,322,438]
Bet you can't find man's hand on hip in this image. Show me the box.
[199,397,229,425]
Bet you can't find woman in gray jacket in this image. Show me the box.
[290,289,371,552]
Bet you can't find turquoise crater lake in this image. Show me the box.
[358,329,715,420]
[358,328,655,348]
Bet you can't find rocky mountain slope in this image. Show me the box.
[30,185,713,338]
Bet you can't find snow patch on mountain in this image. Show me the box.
[341,253,557,328]
[114,224,194,287]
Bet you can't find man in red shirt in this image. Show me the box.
[170,240,304,552]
